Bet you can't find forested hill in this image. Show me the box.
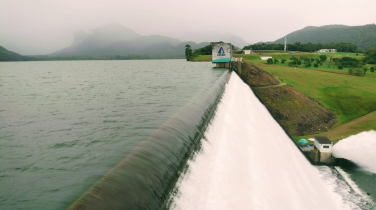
[274,24,376,50]
[0,46,29,61]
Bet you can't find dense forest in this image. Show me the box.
[273,24,376,50]
[243,42,357,52]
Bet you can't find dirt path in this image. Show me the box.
[321,111,376,143]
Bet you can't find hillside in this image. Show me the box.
[0,46,29,61]
[50,24,209,59]
[237,51,376,142]
[274,24,376,50]
[235,60,336,136]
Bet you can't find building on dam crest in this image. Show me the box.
[212,42,232,68]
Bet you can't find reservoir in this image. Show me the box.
[0,60,225,209]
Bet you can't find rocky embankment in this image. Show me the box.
[234,61,337,136]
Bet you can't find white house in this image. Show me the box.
[317,49,337,53]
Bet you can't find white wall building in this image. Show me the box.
[317,49,337,53]
[243,50,254,54]
[314,136,333,153]
[260,56,272,60]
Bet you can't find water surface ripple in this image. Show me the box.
[0,60,225,209]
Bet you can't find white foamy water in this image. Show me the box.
[333,130,376,174]
[318,166,373,210]
[170,72,361,210]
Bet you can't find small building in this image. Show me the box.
[317,49,337,53]
[212,42,232,68]
[243,50,254,54]
[313,136,333,164]
[260,56,272,60]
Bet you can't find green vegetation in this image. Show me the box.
[363,47,376,64]
[272,24,376,50]
[190,55,212,61]
[256,51,376,78]
[185,44,193,61]
[236,60,336,136]
[0,46,30,61]
[242,51,376,141]
[244,42,357,52]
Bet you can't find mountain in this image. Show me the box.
[176,32,250,49]
[71,23,141,46]
[0,46,29,61]
[273,24,376,50]
[50,24,206,58]
[51,24,250,58]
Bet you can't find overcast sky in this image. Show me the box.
[1,0,375,55]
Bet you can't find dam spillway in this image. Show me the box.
[169,72,360,209]
[65,69,369,209]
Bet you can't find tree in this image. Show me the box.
[185,44,193,61]
[371,67,375,73]
[355,68,363,76]
[363,67,368,75]
[274,58,279,64]
[192,45,212,55]
[267,58,274,64]
[319,55,327,62]
[281,59,287,64]
[314,63,318,68]
[363,47,376,64]
[338,66,343,70]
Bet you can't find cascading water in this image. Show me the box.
[68,71,231,209]
[168,72,369,210]
[332,131,376,207]
[333,130,376,174]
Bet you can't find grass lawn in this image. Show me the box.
[294,111,376,143]
[241,52,376,142]
[257,62,376,126]
[190,55,212,61]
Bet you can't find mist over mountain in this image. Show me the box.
[273,24,376,50]
[70,23,141,46]
[175,32,250,49]
[50,23,213,58]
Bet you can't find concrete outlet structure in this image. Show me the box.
[313,136,333,164]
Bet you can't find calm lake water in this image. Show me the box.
[0,60,225,209]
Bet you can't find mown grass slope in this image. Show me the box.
[242,52,376,142]
[256,61,376,127]
[236,61,336,136]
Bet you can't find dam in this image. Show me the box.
[68,71,369,209]
[168,72,362,210]
[0,60,372,209]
